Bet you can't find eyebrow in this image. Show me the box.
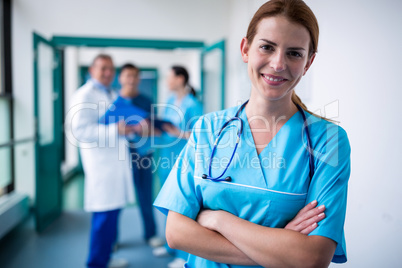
[259,39,306,51]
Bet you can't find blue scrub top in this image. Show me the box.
[157,93,203,183]
[117,94,153,157]
[154,104,351,267]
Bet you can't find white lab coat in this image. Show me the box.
[67,80,135,212]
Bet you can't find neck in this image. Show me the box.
[245,90,297,124]
[120,86,139,98]
[175,86,188,100]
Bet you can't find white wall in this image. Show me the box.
[303,1,402,267]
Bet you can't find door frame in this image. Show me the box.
[33,32,64,232]
[51,36,225,109]
[33,35,225,231]
[200,39,226,110]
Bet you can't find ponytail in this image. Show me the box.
[172,65,197,97]
[291,91,336,123]
[291,91,308,111]
[188,86,196,97]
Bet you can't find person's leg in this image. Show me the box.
[134,154,157,240]
[86,209,120,268]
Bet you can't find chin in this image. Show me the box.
[258,90,289,102]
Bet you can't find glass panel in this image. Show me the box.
[37,42,55,145]
[0,0,3,95]
[0,98,10,144]
[0,147,11,189]
[203,49,222,114]
[0,98,11,189]
[138,70,157,102]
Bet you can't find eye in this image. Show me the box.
[260,44,274,52]
[288,51,303,58]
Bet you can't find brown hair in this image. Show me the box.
[247,0,329,120]
[91,54,113,67]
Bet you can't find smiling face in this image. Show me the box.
[241,16,315,103]
[166,69,184,92]
[89,57,115,87]
[119,68,140,94]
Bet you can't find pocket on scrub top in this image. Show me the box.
[195,177,272,226]
[195,176,307,228]
[261,191,307,228]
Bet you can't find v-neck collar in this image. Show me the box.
[240,108,300,156]
[237,108,301,187]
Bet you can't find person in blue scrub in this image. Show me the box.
[158,66,203,184]
[154,1,351,267]
[118,63,165,248]
[153,66,203,268]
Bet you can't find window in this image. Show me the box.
[0,0,14,197]
[0,0,3,95]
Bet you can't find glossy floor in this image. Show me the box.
[0,173,173,268]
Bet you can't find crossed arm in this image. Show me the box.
[166,200,336,268]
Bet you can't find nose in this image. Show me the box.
[103,68,113,78]
[270,51,286,72]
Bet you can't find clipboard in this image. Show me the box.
[99,97,149,125]
[99,97,175,131]
[152,118,175,131]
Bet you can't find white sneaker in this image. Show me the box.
[147,236,165,248]
[152,246,170,257]
[168,258,186,268]
[108,258,129,268]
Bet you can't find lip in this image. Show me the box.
[261,73,288,86]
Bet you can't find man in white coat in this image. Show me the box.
[67,54,138,268]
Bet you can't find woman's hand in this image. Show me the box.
[162,123,191,139]
[118,120,138,135]
[162,123,181,137]
[197,201,326,236]
[284,200,326,235]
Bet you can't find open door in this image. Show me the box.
[200,40,225,113]
[33,33,63,232]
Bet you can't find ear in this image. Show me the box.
[303,53,316,76]
[240,37,250,63]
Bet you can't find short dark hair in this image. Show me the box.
[91,54,113,67]
[120,63,140,74]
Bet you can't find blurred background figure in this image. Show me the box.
[70,55,136,268]
[153,66,203,268]
[118,63,164,249]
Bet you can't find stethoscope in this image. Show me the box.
[202,100,315,182]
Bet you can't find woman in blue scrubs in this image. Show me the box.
[154,66,203,267]
[158,66,203,184]
[154,0,351,267]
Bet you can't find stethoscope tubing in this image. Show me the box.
[203,100,314,183]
